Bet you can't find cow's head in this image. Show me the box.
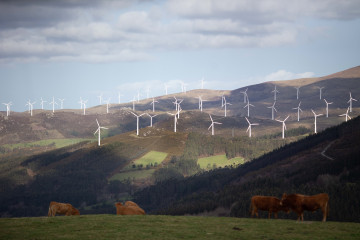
[280,193,287,206]
[72,207,80,215]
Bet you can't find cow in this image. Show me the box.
[280,193,329,222]
[115,202,146,215]
[48,201,80,217]
[250,195,290,219]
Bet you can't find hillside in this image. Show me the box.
[134,116,360,222]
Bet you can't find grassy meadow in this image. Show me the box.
[197,155,245,169]
[2,138,92,151]
[0,215,359,240]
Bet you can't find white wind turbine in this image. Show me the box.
[201,77,205,89]
[339,107,351,122]
[324,99,333,118]
[3,102,12,117]
[94,119,108,146]
[164,84,169,95]
[245,117,259,138]
[276,116,289,139]
[58,98,65,109]
[146,87,150,99]
[272,85,280,101]
[208,114,222,136]
[146,113,157,127]
[311,109,323,134]
[295,86,301,100]
[240,88,248,103]
[137,90,141,102]
[49,97,57,113]
[118,93,122,104]
[97,93,103,105]
[348,92,357,112]
[104,98,110,114]
[292,101,303,122]
[82,100,88,115]
[130,111,145,136]
[317,87,324,100]
[25,100,36,116]
[197,96,207,112]
[267,101,277,120]
[78,97,83,109]
[222,96,232,117]
[40,97,47,110]
[244,96,254,117]
[167,112,179,133]
[131,96,136,111]
[150,98,159,112]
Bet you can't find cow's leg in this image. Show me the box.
[268,211,272,219]
[274,212,278,219]
[301,213,304,221]
[322,203,327,222]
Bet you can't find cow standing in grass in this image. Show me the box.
[48,201,80,217]
[280,193,329,222]
[250,195,290,219]
[115,201,146,215]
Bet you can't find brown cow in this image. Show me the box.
[48,201,80,217]
[280,193,329,222]
[115,202,146,215]
[250,195,290,219]
[124,201,140,208]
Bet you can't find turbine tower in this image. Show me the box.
[295,86,301,100]
[78,97,83,109]
[222,96,232,117]
[201,77,204,89]
[150,98,159,112]
[324,99,333,118]
[164,84,168,95]
[82,100,88,115]
[276,116,289,139]
[94,119,108,146]
[339,107,351,122]
[348,92,357,112]
[58,98,65,109]
[311,109,323,134]
[245,117,259,138]
[97,93,103,105]
[118,93,122,104]
[292,101,303,122]
[25,100,36,116]
[208,114,222,136]
[267,101,277,120]
[3,102,12,117]
[272,85,279,101]
[197,96,207,112]
[240,88,248,103]
[244,96,254,117]
[104,98,110,114]
[130,111,145,136]
[167,112,178,132]
[317,87,324,99]
[131,96,136,111]
[49,97,57,113]
[146,113,157,127]
[40,97,46,110]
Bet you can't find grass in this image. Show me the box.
[110,169,156,182]
[0,215,359,240]
[197,155,245,169]
[132,151,168,166]
[2,138,92,150]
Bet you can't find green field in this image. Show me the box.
[133,151,168,166]
[110,169,156,182]
[2,138,92,151]
[0,215,359,240]
[197,155,245,169]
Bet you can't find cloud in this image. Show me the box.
[264,70,315,82]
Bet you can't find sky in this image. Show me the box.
[1,0,360,112]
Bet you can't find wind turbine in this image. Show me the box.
[324,99,333,118]
[3,102,12,117]
[40,97,47,110]
[146,87,150,99]
[164,84,168,95]
[97,93,103,105]
[292,101,303,121]
[240,88,248,103]
[222,96,232,117]
[146,113,157,127]
[82,100,88,115]
[244,96,254,117]
[267,101,277,120]
[245,117,259,138]
[130,111,145,136]
[25,100,36,116]
[197,96,207,112]
[58,98,65,109]
[339,107,351,122]
[94,119,108,146]
[118,93,122,104]
[167,112,178,132]
[104,98,110,114]
[49,97,57,113]
[208,114,222,136]
[348,92,357,112]
[201,77,204,89]
[317,87,324,100]
[276,116,289,139]
[295,86,301,100]
[131,96,136,111]
[78,97,83,109]
[137,90,140,103]
[150,98,159,112]
[272,85,279,101]
[311,109,323,134]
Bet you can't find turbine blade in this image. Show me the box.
[245,117,250,124]
[96,119,100,127]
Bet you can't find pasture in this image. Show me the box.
[0,215,359,240]
[197,155,245,169]
[2,138,91,151]
[131,151,168,166]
